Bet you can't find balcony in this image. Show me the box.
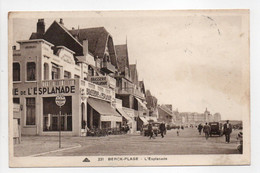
[117,87,145,99]
[101,61,116,73]
[41,79,76,87]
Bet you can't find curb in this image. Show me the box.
[27,144,82,157]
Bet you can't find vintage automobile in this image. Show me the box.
[142,122,161,136]
[209,122,223,136]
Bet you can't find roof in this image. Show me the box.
[68,27,109,58]
[115,44,129,73]
[29,32,43,40]
[158,105,173,117]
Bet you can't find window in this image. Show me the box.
[13,63,20,81]
[13,98,20,104]
[51,65,60,79]
[26,98,36,125]
[88,66,94,76]
[43,63,49,80]
[64,71,71,79]
[74,74,80,79]
[27,62,36,81]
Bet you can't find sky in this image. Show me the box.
[11,11,249,120]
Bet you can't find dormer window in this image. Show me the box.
[103,53,110,62]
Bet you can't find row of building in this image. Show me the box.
[12,18,161,136]
[12,18,221,137]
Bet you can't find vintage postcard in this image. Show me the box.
[8,10,250,167]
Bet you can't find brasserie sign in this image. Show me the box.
[86,88,112,101]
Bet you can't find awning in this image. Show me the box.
[116,108,132,122]
[139,117,149,125]
[135,97,147,109]
[87,98,121,117]
[101,115,122,122]
[146,116,158,122]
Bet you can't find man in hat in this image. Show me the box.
[159,122,166,138]
[203,123,211,140]
[223,120,232,143]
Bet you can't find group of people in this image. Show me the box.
[197,120,233,143]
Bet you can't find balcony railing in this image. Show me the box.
[41,79,76,87]
[117,87,145,99]
[101,61,116,73]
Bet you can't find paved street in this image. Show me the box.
[15,127,241,157]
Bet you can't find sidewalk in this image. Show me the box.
[14,136,80,157]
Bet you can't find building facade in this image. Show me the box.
[12,18,151,136]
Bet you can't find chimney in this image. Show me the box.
[37,19,45,35]
[59,18,64,25]
[83,39,88,56]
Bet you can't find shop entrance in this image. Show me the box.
[43,96,72,131]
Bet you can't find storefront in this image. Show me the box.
[87,97,122,129]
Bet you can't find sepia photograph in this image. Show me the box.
[8,10,250,167]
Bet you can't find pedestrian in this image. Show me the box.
[125,124,130,134]
[148,123,155,139]
[223,120,232,143]
[203,123,211,140]
[198,124,203,135]
[159,122,166,138]
[177,126,180,136]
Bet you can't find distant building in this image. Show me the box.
[145,90,158,117]
[213,113,221,122]
[158,104,173,124]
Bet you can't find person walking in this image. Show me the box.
[159,122,166,138]
[148,123,155,139]
[177,126,180,136]
[198,124,203,135]
[203,123,211,140]
[223,120,232,143]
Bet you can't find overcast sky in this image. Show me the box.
[11,11,249,120]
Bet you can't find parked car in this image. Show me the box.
[209,122,223,136]
[142,122,161,136]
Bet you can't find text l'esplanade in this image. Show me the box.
[13,86,76,96]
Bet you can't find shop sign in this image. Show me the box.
[90,76,116,88]
[86,88,112,101]
[55,95,66,107]
[13,86,76,96]
[90,76,108,86]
